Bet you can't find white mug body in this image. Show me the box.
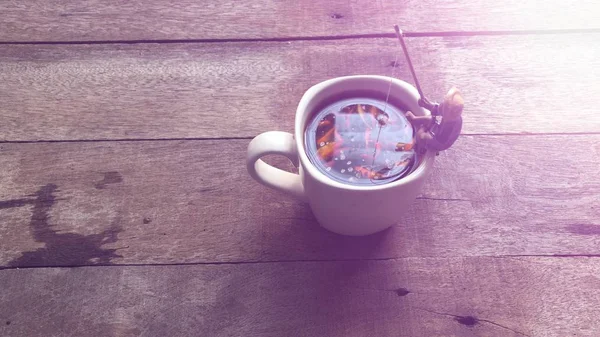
[247,75,435,236]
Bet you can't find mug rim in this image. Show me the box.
[295,75,435,191]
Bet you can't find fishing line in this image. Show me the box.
[368,49,400,184]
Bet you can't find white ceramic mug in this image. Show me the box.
[247,75,435,236]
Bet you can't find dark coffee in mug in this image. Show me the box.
[304,92,418,186]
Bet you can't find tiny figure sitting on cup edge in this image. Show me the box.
[405,87,464,154]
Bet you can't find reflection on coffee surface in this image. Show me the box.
[305,97,418,186]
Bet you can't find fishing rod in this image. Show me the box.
[393,25,438,114]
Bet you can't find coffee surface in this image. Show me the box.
[304,97,417,186]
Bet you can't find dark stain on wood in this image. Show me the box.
[396,288,410,296]
[94,171,123,189]
[388,60,400,68]
[143,217,151,224]
[199,187,217,193]
[455,315,479,327]
[2,184,123,268]
[565,224,600,235]
[0,198,31,209]
[330,13,343,19]
[5,321,9,326]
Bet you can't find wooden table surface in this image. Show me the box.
[1,2,600,336]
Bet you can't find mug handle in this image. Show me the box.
[246,131,306,201]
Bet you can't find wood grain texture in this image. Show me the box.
[1,257,600,337]
[1,0,599,42]
[0,135,598,267]
[1,34,600,141]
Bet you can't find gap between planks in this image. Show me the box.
[1,131,600,145]
[1,254,599,272]
[1,28,600,46]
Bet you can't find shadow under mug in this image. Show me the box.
[247,75,436,236]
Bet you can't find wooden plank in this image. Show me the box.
[1,0,599,42]
[0,135,598,267]
[1,257,599,336]
[1,34,600,141]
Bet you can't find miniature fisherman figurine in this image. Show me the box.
[405,87,464,152]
